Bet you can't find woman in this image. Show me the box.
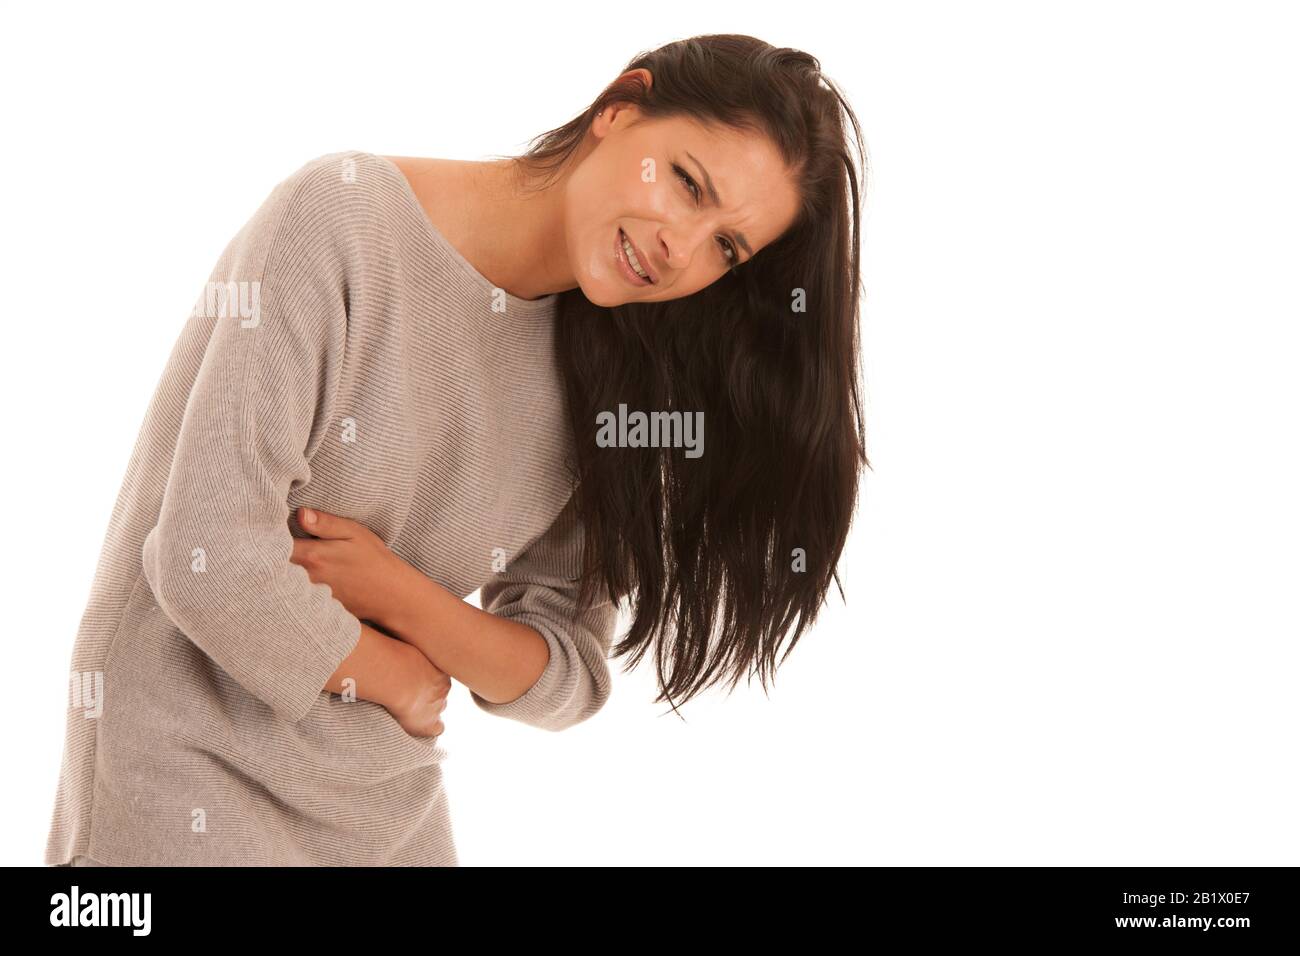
[46,33,868,866]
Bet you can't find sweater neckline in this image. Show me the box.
[373,153,560,319]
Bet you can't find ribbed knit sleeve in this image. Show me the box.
[472,495,620,731]
[140,158,361,725]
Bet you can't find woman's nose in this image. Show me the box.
[659,222,711,272]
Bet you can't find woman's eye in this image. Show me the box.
[718,238,737,264]
[673,164,701,203]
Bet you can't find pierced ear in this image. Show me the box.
[597,100,642,133]
[590,105,622,138]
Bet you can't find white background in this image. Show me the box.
[2,1,1296,865]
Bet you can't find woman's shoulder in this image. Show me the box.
[213,151,430,295]
[268,149,407,216]
[377,154,437,190]
[279,150,453,201]
[278,151,475,244]
[374,154,474,240]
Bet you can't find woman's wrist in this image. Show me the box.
[377,637,433,715]
[327,621,425,712]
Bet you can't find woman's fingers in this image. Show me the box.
[298,505,357,539]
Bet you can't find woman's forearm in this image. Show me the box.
[324,620,423,711]
[377,566,550,706]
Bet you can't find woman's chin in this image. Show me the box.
[578,278,624,308]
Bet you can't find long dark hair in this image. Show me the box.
[509,34,869,715]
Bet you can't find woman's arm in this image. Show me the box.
[325,621,449,738]
[402,497,620,732]
[290,507,554,707]
[290,502,618,732]
[381,571,552,708]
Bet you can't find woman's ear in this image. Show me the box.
[593,68,653,137]
[592,100,639,138]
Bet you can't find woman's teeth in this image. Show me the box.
[621,230,650,281]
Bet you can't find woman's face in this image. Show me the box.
[563,102,802,307]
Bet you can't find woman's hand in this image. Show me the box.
[289,506,412,631]
[390,641,452,739]
[292,507,451,740]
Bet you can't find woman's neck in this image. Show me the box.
[398,154,582,302]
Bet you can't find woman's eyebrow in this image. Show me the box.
[685,150,754,260]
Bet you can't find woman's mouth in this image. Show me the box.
[616,228,654,286]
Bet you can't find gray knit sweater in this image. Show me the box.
[44,149,619,866]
